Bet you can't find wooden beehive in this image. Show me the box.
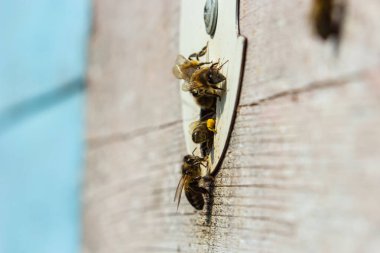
[84,1,380,252]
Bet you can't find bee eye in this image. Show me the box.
[183,155,192,163]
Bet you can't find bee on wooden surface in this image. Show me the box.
[311,0,346,40]
[172,43,210,83]
[174,153,210,210]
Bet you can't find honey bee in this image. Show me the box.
[174,154,209,210]
[173,43,228,110]
[311,0,345,40]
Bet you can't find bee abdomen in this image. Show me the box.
[192,129,209,144]
[185,189,205,210]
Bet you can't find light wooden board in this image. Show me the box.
[87,0,182,142]
[84,0,380,252]
[239,0,380,105]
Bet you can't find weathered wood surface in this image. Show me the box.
[84,0,380,252]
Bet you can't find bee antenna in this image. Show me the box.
[218,60,229,70]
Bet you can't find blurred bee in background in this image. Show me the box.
[311,0,346,41]
[174,153,211,210]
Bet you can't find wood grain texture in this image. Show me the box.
[84,0,380,252]
[239,0,380,105]
[87,0,181,141]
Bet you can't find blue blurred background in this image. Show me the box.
[0,1,91,252]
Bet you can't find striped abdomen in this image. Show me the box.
[185,186,205,210]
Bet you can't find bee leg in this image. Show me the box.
[202,175,215,184]
[209,84,225,91]
[197,61,212,67]
[188,43,209,61]
[200,162,208,169]
[210,62,219,69]
[195,43,208,60]
[188,53,198,60]
[204,92,221,99]
[199,155,209,167]
[208,127,217,133]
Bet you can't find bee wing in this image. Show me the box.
[188,120,204,135]
[174,176,187,210]
[173,55,189,79]
[181,81,195,91]
[172,65,185,80]
[175,54,188,65]
[188,121,199,134]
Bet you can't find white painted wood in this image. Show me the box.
[179,0,246,174]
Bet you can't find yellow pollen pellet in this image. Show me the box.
[206,119,217,133]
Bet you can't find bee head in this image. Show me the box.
[183,155,193,164]
[207,69,225,84]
